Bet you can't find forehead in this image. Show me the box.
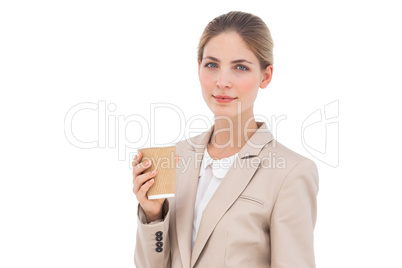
[203,32,257,62]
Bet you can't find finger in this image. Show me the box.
[132,152,142,167]
[133,170,157,193]
[133,170,157,192]
[133,158,152,176]
[136,178,155,203]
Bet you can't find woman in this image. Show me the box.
[132,11,319,268]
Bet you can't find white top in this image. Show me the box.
[191,147,238,250]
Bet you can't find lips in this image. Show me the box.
[213,95,237,103]
[212,95,237,100]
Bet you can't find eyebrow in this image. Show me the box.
[203,56,253,65]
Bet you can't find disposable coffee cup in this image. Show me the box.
[138,145,176,200]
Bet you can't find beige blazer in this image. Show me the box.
[135,122,319,268]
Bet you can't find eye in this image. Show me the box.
[235,65,249,71]
[205,62,218,68]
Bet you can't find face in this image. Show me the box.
[198,31,273,120]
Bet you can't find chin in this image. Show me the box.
[211,108,238,119]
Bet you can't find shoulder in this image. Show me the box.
[259,139,317,173]
[255,139,319,193]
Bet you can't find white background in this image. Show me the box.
[1,0,401,267]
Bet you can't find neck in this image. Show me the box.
[210,112,258,150]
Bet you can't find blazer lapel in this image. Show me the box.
[175,126,213,268]
[190,122,273,267]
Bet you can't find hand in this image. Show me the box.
[132,152,166,223]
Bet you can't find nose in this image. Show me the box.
[216,69,232,89]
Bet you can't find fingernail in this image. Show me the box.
[146,160,151,166]
[149,179,154,184]
[151,170,156,175]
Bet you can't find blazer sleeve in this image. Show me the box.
[134,199,171,268]
[270,159,319,268]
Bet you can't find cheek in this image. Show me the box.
[199,70,215,90]
[237,75,260,98]
[199,71,214,103]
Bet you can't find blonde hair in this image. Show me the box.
[197,11,274,70]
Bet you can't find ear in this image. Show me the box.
[260,65,273,89]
